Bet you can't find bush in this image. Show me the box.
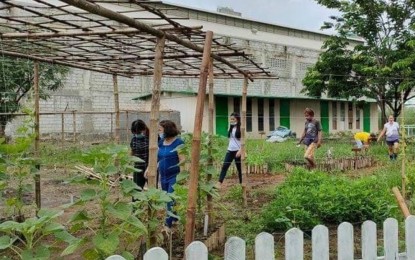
[261,168,398,232]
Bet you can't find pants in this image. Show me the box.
[161,176,178,228]
[219,150,242,184]
[133,165,147,190]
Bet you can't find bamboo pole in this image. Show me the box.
[392,187,410,218]
[72,111,76,143]
[241,77,248,207]
[125,111,129,143]
[33,62,41,210]
[206,58,214,226]
[400,91,406,198]
[185,31,213,248]
[148,36,165,188]
[61,113,64,147]
[113,74,120,144]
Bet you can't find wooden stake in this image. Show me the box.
[72,111,76,143]
[148,36,165,188]
[392,187,410,218]
[241,77,248,207]
[207,58,214,226]
[61,113,64,147]
[400,91,406,198]
[113,74,120,144]
[185,31,213,248]
[34,62,41,210]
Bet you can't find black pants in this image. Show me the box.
[219,150,242,184]
[133,165,147,190]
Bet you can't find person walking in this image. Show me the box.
[216,112,242,189]
[156,120,184,228]
[298,108,322,169]
[377,115,400,160]
[130,119,149,191]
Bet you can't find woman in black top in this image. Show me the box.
[130,119,149,190]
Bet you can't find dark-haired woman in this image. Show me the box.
[216,112,242,189]
[130,119,149,190]
[157,120,184,228]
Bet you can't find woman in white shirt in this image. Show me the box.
[377,115,400,160]
[216,112,242,189]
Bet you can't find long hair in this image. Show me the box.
[131,119,149,136]
[228,112,241,139]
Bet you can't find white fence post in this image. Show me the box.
[338,222,354,260]
[224,236,246,260]
[312,224,329,260]
[362,220,377,259]
[143,247,168,260]
[285,228,303,260]
[255,232,274,260]
[406,216,415,259]
[185,241,208,260]
[383,218,399,260]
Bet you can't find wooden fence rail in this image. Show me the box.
[106,216,415,259]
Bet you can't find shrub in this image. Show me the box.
[261,168,398,232]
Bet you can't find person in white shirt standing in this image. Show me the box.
[377,115,400,160]
[216,112,242,189]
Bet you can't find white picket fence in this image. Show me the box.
[106,216,415,260]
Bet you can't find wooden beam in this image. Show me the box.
[147,36,165,188]
[60,0,254,80]
[33,62,41,210]
[185,31,213,248]
[241,77,248,207]
[392,187,410,218]
[206,58,214,227]
[113,74,120,144]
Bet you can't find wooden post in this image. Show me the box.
[61,113,64,147]
[392,187,410,218]
[185,31,213,248]
[147,36,165,188]
[206,58,214,226]
[241,77,248,207]
[113,74,120,144]
[72,111,76,143]
[400,91,406,198]
[34,62,41,210]
[125,110,129,143]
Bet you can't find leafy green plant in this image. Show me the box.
[66,145,147,259]
[0,109,38,222]
[0,208,77,260]
[261,168,398,232]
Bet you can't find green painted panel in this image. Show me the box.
[279,99,290,128]
[363,103,371,132]
[215,96,228,136]
[320,100,329,134]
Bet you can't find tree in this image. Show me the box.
[0,57,68,137]
[302,0,415,123]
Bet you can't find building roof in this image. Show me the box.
[0,0,273,79]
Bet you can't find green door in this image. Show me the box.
[279,99,290,128]
[215,96,228,136]
[363,103,371,132]
[320,100,329,134]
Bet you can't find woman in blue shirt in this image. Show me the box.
[157,120,184,228]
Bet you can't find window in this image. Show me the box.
[348,102,353,129]
[269,99,275,131]
[332,102,337,130]
[233,98,240,114]
[247,98,252,132]
[356,108,360,130]
[340,103,345,123]
[258,99,264,132]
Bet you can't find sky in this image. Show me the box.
[164,0,339,33]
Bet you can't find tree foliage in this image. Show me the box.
[302,0,415,123]
[0,57,68,136]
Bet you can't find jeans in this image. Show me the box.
[219,150,242,184]
[161,175,177,227]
